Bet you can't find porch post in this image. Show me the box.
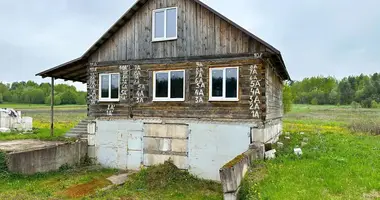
[50,77,54,137]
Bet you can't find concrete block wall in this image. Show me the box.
[251,119,282,144]
[219,148,260,200]
[143,123,189,169]
[93,119,253,181]
[6,141,88,174]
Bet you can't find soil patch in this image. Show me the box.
[62,178,111,198]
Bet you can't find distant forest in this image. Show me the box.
[0,81,86,105]
[288,73,380,108]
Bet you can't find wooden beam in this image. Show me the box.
[50,78,55,137]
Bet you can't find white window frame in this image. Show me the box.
[209,67,239,102]
[153,70,185,102]
[99,73,120,102]
[152,7,178,42]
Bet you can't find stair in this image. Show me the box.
[65,118,94,139]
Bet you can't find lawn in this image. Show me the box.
[0,103,86,141]
[2,104,380,199]
[240,104,380,200]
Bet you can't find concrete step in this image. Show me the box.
[69,129,87,133]
[67,130,87,134]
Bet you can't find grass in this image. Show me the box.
[0,103,86,110]
[0,167,117,199]
[90,161,222,200]
[240,104,380,200]
[0,104,86,141]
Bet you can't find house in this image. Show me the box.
[37,0,290,181]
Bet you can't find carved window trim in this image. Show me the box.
[153,70,185,102]
[152,7,178,42]
[98,73,120,102]
[209,67,239,102]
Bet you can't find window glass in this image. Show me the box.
[212,69,223,97]
[154,11,165,38]
[156,72,169,98]
[170,71,184,98]
[226,68,238,98]
[166,8,177,38]
[101,75,109,98]
[111,74,119,99]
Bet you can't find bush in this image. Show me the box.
[371,100,379,109]
[283,84,293,113]
[351,101,361,109]
[0,93,3,104]
[311,98,318,105]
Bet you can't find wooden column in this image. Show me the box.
[50,77,54,137]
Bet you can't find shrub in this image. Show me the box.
[351,101,361,109]
[311,98,318,105]
[371,100,379,109]
[349,119,380,135]
[0,93,3,104]
[283,84,293,113]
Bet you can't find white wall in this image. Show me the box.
[94,119,254,181]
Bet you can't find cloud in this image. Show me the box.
[0,0,379,89]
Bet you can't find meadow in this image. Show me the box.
[1,104,380,199]
[0,104,86,141]
[240,104,380,200]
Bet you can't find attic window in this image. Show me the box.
[152,7,177,42]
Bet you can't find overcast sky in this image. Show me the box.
[0,0,379,90]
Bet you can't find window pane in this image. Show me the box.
[212,69,223,97]
[111,74,119,99]
[226,68,238,98]
[170,71,184,98]
[156,72,168,98]
[101,75,109,98]
[154,11,165,38]
[166,8,177,38]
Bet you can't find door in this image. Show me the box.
[127,129,143,170]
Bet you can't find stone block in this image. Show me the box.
[171,139,188,153]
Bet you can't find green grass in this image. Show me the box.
[0,105,86,141]
[240,104,380,200]
[0,168,117,199]
[0,103,86,110]
[90,161,222,200]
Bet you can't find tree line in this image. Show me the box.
[0,81,86,105]
[286,73,380,108]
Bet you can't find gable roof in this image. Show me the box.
[37,0,290,82]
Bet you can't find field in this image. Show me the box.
[240,104,380,200]
[1,104,380,199]
[0,104,86,141]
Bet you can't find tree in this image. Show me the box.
[283,84,293,113]
[0,93,3,104]
[60,90,77,105]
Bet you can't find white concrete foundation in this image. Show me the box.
[92,119,281,181]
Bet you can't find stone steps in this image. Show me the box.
[65,118,94,139]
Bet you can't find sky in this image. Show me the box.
[0,0,379,91]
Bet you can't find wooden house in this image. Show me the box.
[37,0,290,181]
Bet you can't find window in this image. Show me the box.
[209,67,239,101]
[152,7,177,41]
[153,70,185,101]
[99,73,120,101]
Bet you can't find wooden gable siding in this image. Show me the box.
[88,57,266,121]
[265,62,284,120]
[89,0,267,63]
